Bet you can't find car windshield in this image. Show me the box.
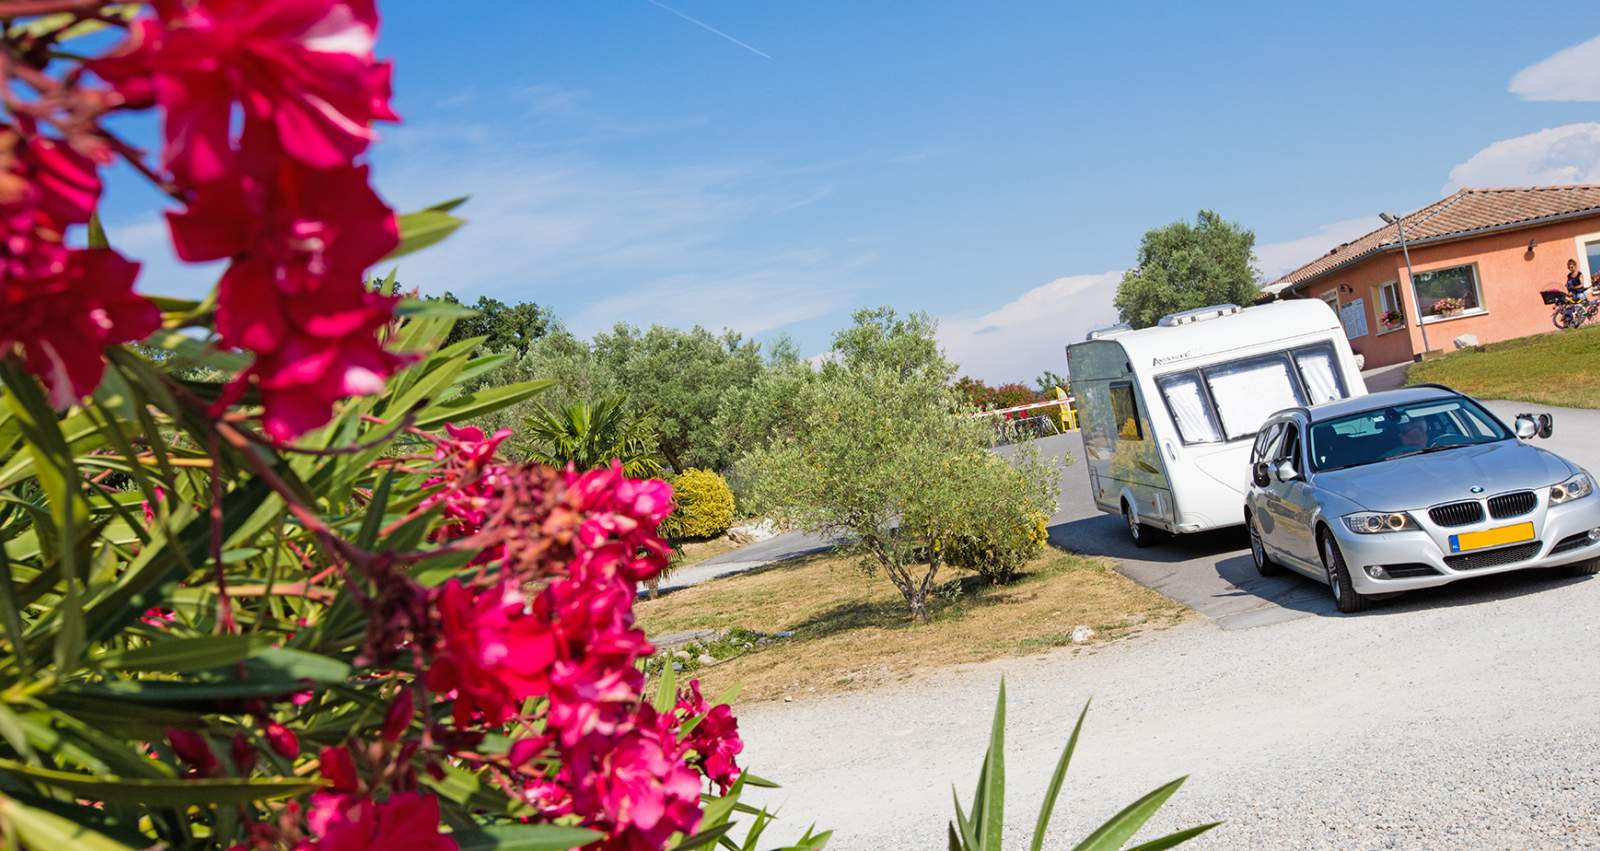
[1308,396,1512,472]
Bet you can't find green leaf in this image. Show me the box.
[356,469,396,550]
[1123,822,1222,851]
[386,207,466,260]
[0,543,30,677]
[426,196,470,214]
[0,758,321,806]
[86,211,109,249]
[0,794,140,851]
[99,633,278,673]
[1030,700,1091,851]
[411,379,553,429]
[243,647,352,683]
[978,679,1006,851]
[652,655,678,713]
[452,824,602,851]
[671,822,734,850]
[1071,776,1192,851]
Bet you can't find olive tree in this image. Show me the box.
[744,363,1059,622]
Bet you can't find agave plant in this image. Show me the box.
[521,395,664,477]
[949,681,1219,851]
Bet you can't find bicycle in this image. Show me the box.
[1542,287,1600,329]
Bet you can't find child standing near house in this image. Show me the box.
[1568,259,1587,296]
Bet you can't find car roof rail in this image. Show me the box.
[1402,382,1459,395]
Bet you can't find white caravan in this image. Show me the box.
[1066,301,1366,546]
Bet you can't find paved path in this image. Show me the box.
[656,531,835,592]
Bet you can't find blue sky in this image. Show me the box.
[97,2,1600,381]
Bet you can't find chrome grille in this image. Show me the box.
[1429,501,1484,528]
[1487,491,1537,519]
[1444,542,1541,571]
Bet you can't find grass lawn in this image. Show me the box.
[635,547,1189,703]
[1407,324,1600,409]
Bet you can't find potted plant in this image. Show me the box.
[1432,296,1466,317]
[1380,308,1404,328]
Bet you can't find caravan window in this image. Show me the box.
[1291,344,1347,405]
[1203,355,1307,441]
[1156,373,1223,444]
[1109,382,1143,441]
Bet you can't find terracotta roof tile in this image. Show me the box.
[1275,185,1600,288]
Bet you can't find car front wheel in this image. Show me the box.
[1561,557,1600,577]
[1321,531,1370,613]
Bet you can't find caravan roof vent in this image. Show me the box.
[1157,304,1242,328]
[1085,323,1133,341]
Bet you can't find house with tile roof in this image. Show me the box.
[1270,185,1600,368]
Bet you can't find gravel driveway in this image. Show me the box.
[735,400,1600,849]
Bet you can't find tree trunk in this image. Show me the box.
[906,588,930,623]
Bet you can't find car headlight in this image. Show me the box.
[1550,473,1594,505]
[1342,511,1417,534]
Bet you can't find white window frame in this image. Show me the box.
[1412,261,1488,324]
[1373,281,1405,335]
[1574,229,1600,284]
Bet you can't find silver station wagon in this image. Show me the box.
[1244,385,1600,612]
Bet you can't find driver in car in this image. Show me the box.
[1396,417,1428,453]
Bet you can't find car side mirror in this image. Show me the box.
[1274,460,1299,483]
[1515,415,1538,439]
[1538,413,1554,439]
[1252,460,1271,488]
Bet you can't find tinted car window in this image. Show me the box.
[1309,396,1511,471]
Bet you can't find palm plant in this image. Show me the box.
[521,394,664,477]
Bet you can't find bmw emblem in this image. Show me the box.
[1469,485,1485,494]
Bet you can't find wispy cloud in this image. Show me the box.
[1254,216,1383,282]
[1509,35,1600,102]
[645,0,772,60]
[1443,122,1600,192]
[937,271,1123,383]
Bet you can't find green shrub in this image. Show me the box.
[663,468,736,540]
[940,510,1049,585]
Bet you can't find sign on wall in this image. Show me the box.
[1339,298,1369,339]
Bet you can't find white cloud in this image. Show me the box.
[1509,35,1600,102]
[1443,122,1600,192]
[1254,216,1382,282]
[937,271,1122,383]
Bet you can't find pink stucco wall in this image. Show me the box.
[1296,214,1600,368]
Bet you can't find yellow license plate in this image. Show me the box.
[1449,521,1535,553]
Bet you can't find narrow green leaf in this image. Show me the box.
[0,758,320,806]
[0,794,140,851]
[451,824,602,851]
[1071,776,1191,851]
[671,822,734,850]
[86,211,109,249]
[978,679,1006,851]
[426,196,470,214]
[99,633,277,673]
[243,647,352,683]
[0,543,30,677]
[385,207,466,260]
[952,786,978,850]
[1030,699,1091,851]
[411,379,554,430]
[356,469,395,550]
[652,656,678,713]
[1123,822,1222,851]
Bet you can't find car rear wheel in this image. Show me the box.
[1123,500,1166,548]
[1320,531,1370,613]
[1248,511,1281,577]
[1561,557,1600,577]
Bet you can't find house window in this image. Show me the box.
[1411,263,1483,320]
[1375,281,1404,331]
[1109,382,1143,441]
[1586,239,1600,282]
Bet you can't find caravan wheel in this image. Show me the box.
[1122,500,1166,548]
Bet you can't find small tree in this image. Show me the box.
[438,291,552,357]
[745,365,1058,622]
[1114,209,1261,329]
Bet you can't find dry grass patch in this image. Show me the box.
[636,547,1188,703]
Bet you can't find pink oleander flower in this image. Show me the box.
[165,728,219,777]
[1,248,162,408]
[299,791,455,851]
[675,680,743,793]
[568,704,703,851]
[92,0,398,184]
[264,721,300,759]
[426,580,557,727]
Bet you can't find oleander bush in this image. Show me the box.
[662,469,737,541]
[0,3,823,849]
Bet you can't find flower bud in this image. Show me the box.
[264,721,299,759]
[166,728,218,775]
[230,731,258,774]
[319,745,359,792]
[381,688,413,743]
